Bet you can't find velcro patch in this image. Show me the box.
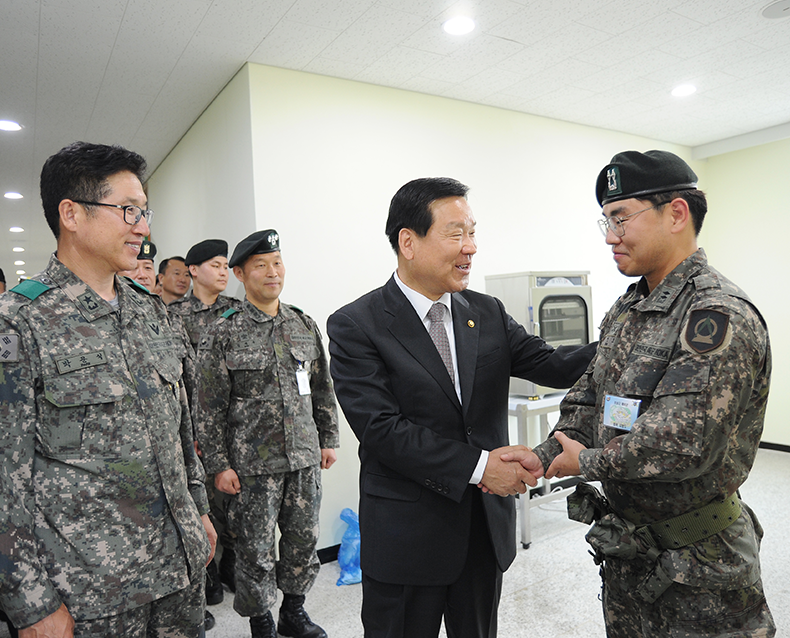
[685,309,730,354]
[1,334,20,362]
[55,349,107,374]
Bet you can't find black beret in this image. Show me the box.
[185,239,228,266]
[229,229,280,269]
[596,150,698,206]
[137,239,157,261]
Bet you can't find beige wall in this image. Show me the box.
[147,62,784,548]
[702,138,790,446]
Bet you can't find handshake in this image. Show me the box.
[477,432,586,497]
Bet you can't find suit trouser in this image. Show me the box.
[361,491,502,638]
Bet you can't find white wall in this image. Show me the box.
[702,138,790,446]
[147,62,784,549]
[146,65,258,266]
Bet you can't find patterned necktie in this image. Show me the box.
[427,302,454,381]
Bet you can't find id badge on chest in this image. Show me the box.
[603,395,641,431]
[296,363,311,396]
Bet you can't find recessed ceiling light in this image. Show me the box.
[0,120,22,131]
[443,16,476,35]
[4,192,23,199]
[16,270,26,275]
[10,226,25,232]
[762,0,790,19]
[14,260,25,266]
[671,83,697,97]
[12,247,25,252]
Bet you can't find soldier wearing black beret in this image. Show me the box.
[194,228,339,638]
[523,150,775,636]
[170,238,242,616]
[118,239,158,291]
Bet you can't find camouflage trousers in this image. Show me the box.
[602,558,776,638]
[72,570,205,638]
[228,465,322,617]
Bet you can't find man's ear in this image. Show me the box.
[232,264,245,283]
[59,199,79,234]
[668,197,691,235]
[398,228,415,260]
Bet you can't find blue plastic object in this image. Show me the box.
[336,508,362,586]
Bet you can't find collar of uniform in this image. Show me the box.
[635,249,708,313]
[242,297,295,324]
[42,253,118,322]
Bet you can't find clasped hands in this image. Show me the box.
[478,432,586,497]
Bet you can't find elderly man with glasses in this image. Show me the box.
[505,149,775,637]
[0,141,216,638]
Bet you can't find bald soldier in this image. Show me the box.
[507,150,775,637]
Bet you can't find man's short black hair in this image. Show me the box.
[385,177,469,254]
[159,256,186,276]
[645,189,708,236]
[40,141,147,239]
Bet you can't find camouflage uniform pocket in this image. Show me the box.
[41,369,126,455]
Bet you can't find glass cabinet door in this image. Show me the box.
[539,295,588,346]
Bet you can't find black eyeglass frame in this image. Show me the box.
[73,200,154,226]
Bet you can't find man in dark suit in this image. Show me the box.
[327,177,596,638]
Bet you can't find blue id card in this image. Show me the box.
[603,395,641,431]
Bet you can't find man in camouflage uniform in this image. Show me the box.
[507,150,775,636]
[170,238,243,607]
[169,239,241,350]
[119,238,158,292]
[0,141,215,638]
[193,229,340,638]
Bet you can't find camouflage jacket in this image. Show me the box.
[535,249,771,588]
[0,255,210,627]
[193,299,340,476]
[167,292,242,349]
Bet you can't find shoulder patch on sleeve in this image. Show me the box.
[683,309,730,354]
[221,308,239,319]
[11,279,51,301]
[0,333,20,362]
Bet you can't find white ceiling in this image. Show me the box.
[2,0,790,280]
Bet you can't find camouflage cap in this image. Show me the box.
[596,150,698,206]
[229,229,280,268]
[138,239,157,261]
[185,239,228,266]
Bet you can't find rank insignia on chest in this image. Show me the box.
[685,309,730,354]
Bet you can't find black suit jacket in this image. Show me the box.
[327,277,595,586]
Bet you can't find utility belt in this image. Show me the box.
[567,483,742,602]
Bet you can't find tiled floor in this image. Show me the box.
[3,448,787,637]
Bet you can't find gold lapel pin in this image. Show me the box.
[467,320,475,328]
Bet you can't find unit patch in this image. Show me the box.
[1,334,20,362]
[684,309,730,354]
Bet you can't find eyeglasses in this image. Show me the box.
[73,200,154,226]
[597,203,665,237]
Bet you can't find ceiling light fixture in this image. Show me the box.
[671,83,697,97]
[12,247,25,252]
[16,270,26,276]
[0,120,22,131]
[762,0,790,19]
[4,192,23,199]
[10,226,25,233]
[443,16,476,35]
[14,260,25,266]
